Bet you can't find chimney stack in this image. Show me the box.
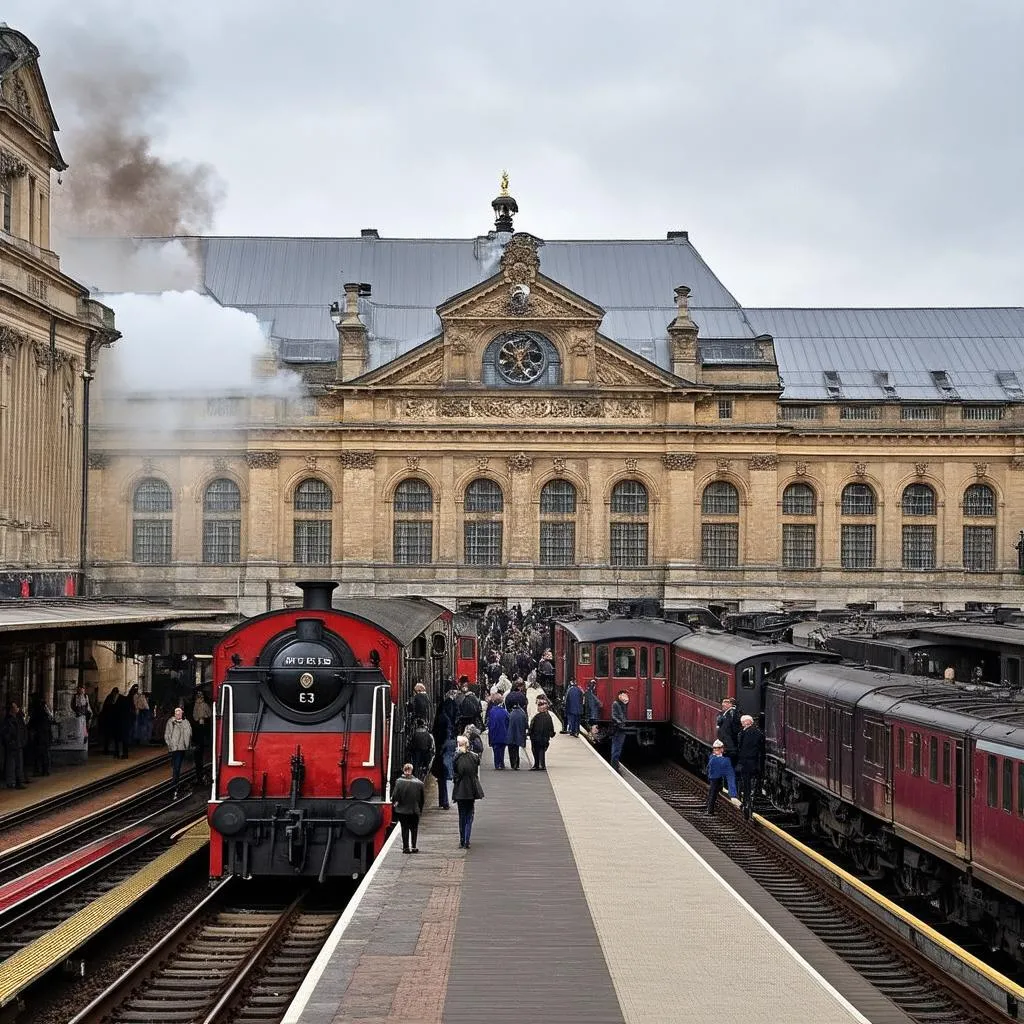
[668,285,699,381]
[335,282,368,381]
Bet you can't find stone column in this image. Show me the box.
[244,451,281,561]
[338,451,377,567]
[437,455,458,564]
[662,454,697,564]
[505,453,534,564]
[746,455,779,564]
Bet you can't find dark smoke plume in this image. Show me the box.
[45,26,224,237]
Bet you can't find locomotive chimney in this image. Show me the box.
[297,580,338,611]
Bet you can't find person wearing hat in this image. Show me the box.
[706,739,739,814]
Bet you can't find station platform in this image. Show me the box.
[285,701,913,1024]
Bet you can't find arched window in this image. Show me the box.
[781,483,815,568]
[464,479,503,566]
[540,480,577,566]
[394,479,433,564]
[901,484,936,570]
[293,478,332,565]
[610,480,648,566]
[132,478,172,563]
[701,481,739,567]
[202,479,241,564]
[840,483,876,568]
[963,484,996,571]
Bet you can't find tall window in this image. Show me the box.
[901,483,936,570]
[701,481,739,567]
[840,483,876,569]
[610,480,649,566]
[963,483,996,571]
[464,478,503,566]
[132,478,173,563]
[202,478,241,564]
[540,480,576,566]
[781,483,815,568]
[394,478,433,564]
[293,478,332,564]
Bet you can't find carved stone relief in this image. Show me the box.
[1011,457,1024,471]
[245,451,280,469]
[506,453,534,473]
[406,456,421,471]
[87,451,110,470]
[476,456,490,471]
[854,462,867,478]
[794,462,808,476]
[662,453,696,471]
[338,451,377,469]
[915,462,928,477]
[748,454,778,470]
[624,458,639,472]
[397,396,651,420]
[715,459,731,474]
[975,462,989,478]
[305,456,318,472]
[552,457,567,474]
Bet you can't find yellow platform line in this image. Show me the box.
[0,819,209,1007]
[756,813,1024,1004]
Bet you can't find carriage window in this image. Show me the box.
[460,638,474,659]
[942,741,951,786]
[1003,759,1013,813]
[911,733,921,776]
[741,667,755,689]
[639,648,648,677]
[988,755,998,807]
[896,728,905,772]
[578,644,592,665]
[928,737,938,782]
[1018,763,1024,816]
[761,661,772,681]
[864,722,886,767]
[596,645,609,677]
[654,647,666,677]
[613,647,637,677]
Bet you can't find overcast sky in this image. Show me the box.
[11,0,1024,307]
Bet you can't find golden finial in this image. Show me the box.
[500,170,509,197]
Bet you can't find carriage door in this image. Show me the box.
[828,707,843,796]
[955,740,967,858]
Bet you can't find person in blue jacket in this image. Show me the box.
[563,679,584,737]
[485,701,509,769]
[706,739,739,814]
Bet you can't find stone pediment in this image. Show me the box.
[354,337,444,387]
[439,273,605,326]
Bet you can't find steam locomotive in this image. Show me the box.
[207,582,472,882]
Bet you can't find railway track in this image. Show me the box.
[71,884,340,1024]
[631,760,1014,1024]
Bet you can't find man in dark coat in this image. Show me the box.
[114,686,136,759]
[458,685,482,732]
[506,703,527,770]
[716,697,740,765]
[736,714,766,820]
[410,683,432,725]
[609,690,629,773]
[485,701,510,770]
[392,762,425,853]
[2,701,27,789]
[528,699,556,771]
[584,682,602,729]
[536,654,555,695]
[99,688,119,754]
[408,719,435,780]
[28,694,53,777]
[563,679,584,737]
[503,681,528,713]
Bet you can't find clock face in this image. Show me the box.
[497,333,546,384]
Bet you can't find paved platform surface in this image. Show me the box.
[286,696,912,1024]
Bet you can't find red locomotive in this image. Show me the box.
[207,582,463,882]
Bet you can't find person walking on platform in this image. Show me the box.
[164,706,192,798]
[506,702,527,770]
[528,698,556,771]
[114,686,136,759]
[411,682,432,726]
[133,689,152,745]
[736,714,766,820]
[192,691,212,782]
[2,701,27,789]
[100,688,119,754]
[72,685,92,734]
[486,700,509,769]
[458,683,482,733]
[452,734,484,849]
[609,690,630,773]
[503,680,528,714]
[585,681,602,733]
[408,719,435,781]
[563,679,584,738]
[433,733,455,809]
[706,739,739,814]
[28,694,54,777]
[716,697,740,766]
[392,762,425,853]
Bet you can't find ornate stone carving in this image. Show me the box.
[596,362,637,387]
[339,451,377,469]
[305,456,318,472]
[552,457,567,474]
[245,451,280,469]
[662,453,696,471]
[212,457,228,472]
[854,462,867,478]
[624,458,639,472]
[476,456,490,471]
[142,458,156,473]
[401,355,444,385]
[748,454,778,470]
[571,339,591,357]
[508,284,530,316]
[406,456,420,471]
[975,462,989,478]
[715,459,731,474]
[0,146,26,180]
[87,451,110,470]
[914,462,928,477]
[318,392,343,410]
[12,75,32,121]
[506,453,534,473]
[31,342,51,368]
[500,233,541,285]
[1011,457,1024,471]
[450,340,468,356]
[397,396,651,420]
[0,325,27,355]
[794,462,808,476]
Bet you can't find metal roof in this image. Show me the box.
[0,603,223,635]
[554,618,691,644]
[674,632,811,664]
[898,623,1024,650]
[332,597,448,647]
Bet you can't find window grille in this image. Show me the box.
[901,484,935,516]
[962,405,1004,421]
[294,520,331,564]
[963,484,995,517]
[701,524,738,567]
[464,479,503,513]
[782,524,815,568]
[611,480,648,515]
[394,478,433,512]
[394,521,433,564]
[540,522,575,566]
[782,483,815,516]
[840,406,881,421]
[295,479,333,512]
[718,399,733,420]
[779,405,821,421]
[133,478,172,513]
[902,525,936,569]
[702,481,739,515]
[203,520,240,564]
[132,520,172,563]
[464,522,502,566]
[540,480,577,514]
[841,524,876,568]
[610,523,648,566]
[204,478,241,513]
[963,526,995,571]
[900,406,940,421]
[841,484,875,516]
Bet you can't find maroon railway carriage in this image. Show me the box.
[552,618,692,744]
[453,615,478,687]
